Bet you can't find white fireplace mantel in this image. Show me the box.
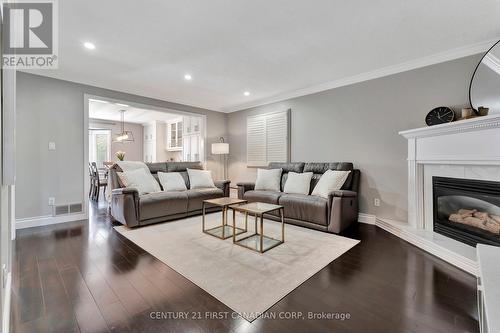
[400,114,500,229]
[395,114,500,275]
[399,113,500,140]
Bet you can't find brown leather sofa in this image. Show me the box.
[237,162,360,233]
[109,162,230,227]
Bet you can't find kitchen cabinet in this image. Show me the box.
[167,119,183,151]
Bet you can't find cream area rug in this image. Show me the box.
[115,212,359,320]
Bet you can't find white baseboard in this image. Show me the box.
[15,212,88,230]
[375,217,477,276]
[356,213,477,275]
[2,272,11,333]
[358,213,376,225]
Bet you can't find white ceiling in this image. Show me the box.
[89,100,181,124]
[25,0,500,112]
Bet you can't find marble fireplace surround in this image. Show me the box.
[381,114,500,276]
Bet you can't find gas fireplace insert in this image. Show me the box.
[433,176,500,247]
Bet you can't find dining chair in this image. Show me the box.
[88,163,95,199]
[91,162,107,201]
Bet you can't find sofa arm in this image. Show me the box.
[328,192,358,234]
[111,187,140,227]
[328,190,357,198]
[112,187,139,195]
[236,182,255,199]
[214,180,230,197]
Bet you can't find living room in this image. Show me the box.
[2,1,500,332]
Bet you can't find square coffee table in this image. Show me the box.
[230,202,285,253]
[202,197,247,240]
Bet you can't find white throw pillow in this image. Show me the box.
[117,168,161,195]
[283,172,313,195]
[311,170,351,199]
[158,172,187,192]
[187,169,216,189]
[254,168,282,191]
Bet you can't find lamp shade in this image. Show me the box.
[212,142,229,155]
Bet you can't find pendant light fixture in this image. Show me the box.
[113,110,135,143]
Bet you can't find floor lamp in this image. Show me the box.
[211,137,229,180]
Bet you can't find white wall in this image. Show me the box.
[16,72,227,220]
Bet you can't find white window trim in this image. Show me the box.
[89,129,111,168]
[246,109,290,167]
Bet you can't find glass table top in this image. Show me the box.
[204,225,246,239]
[234,234,283,252]
[203,197,247,206]
[231,202,283,214]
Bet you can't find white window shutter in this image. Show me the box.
[266,112,288,163]
[247,110,289,167]
[247,116,266,167]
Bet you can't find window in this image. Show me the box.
[89,129,111,168]
[247,110,289,167]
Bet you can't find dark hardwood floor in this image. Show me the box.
[11,201,479,333]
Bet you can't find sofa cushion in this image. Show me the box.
[146,162,168,174]
[186,188,224,211]
[305,162,354,192]
[278,193,329,226]
[255,168,282,191]
[139,191,188,220]
[311,170,351,199]
[303,162,353,173]
[167,161,203,172]
[117,168,161,195]
[243,190,282,205]
[283,172,313,195]
[268,162,305,191]
[268,162,305,173]
[187,169,216,189]
[158,172,187,191]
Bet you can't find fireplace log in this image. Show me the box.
[458,209,476,217]
[491,215,500,225]
[449,211,500,235]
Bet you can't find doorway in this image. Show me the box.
[84,94,207,204]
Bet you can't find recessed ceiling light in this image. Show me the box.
[184,74,192,81]
[244,91,250,96]
[83,42,96,50]
[116,103,129,107]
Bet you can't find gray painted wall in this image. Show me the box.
[16,72,227,219]
[227,55,482,221]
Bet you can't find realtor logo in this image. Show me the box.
[2,0,58,69]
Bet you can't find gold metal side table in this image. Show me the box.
[202,197,247,240]
[230,202,285,253]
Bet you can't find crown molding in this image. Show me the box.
[483,53,500,75]
[222,39,498,113]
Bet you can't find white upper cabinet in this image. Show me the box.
[143,123,155,142]
[182,116,204,162]
[183,116,201,135]
[167,118,183,151]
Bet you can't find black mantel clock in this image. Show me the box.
[425,106,455,126]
